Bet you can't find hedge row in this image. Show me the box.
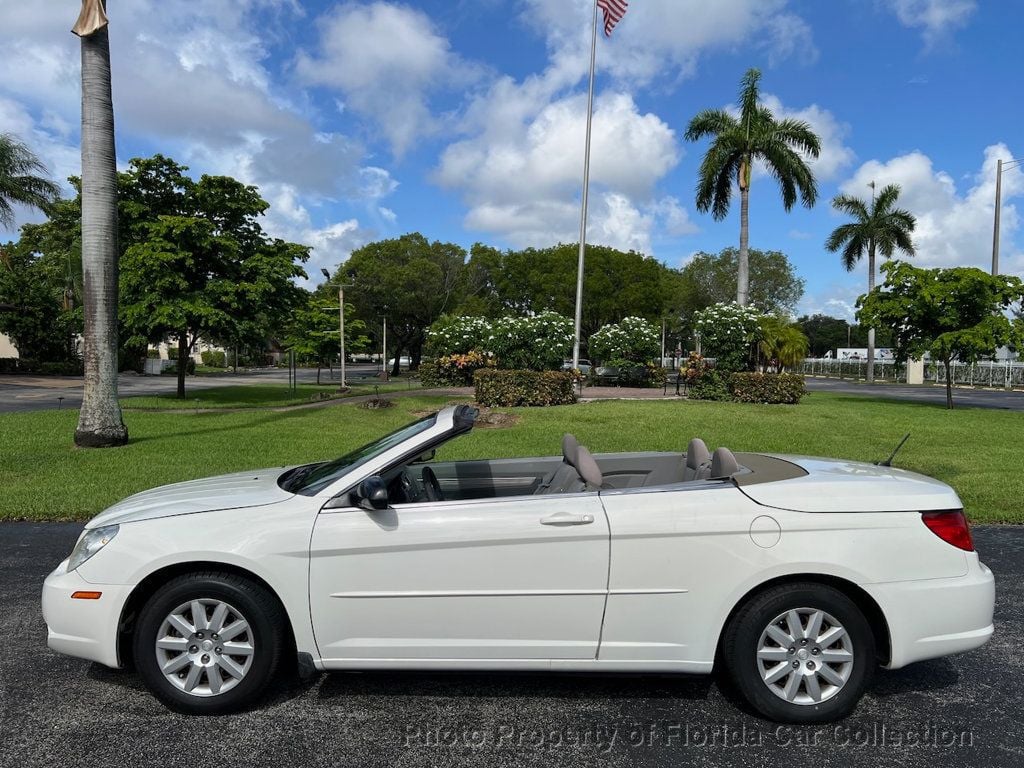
[0,357,83,375]
[474,369,577,407]
[729,372,806,404]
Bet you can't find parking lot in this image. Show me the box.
[2,523,1020,768]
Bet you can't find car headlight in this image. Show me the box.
[67,525,119,572]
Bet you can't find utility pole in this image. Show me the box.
[993,158,1002,276]
[993,158,1023,276]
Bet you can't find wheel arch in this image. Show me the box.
[714,573,892,667]
[117,561,298,669]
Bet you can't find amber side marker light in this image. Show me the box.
[71,591,102,600]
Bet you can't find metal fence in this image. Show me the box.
[800,358,1024,389]
[927,360,1024,389]
[799,358,907,382]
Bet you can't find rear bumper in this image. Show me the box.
[41,560,132,669]
[866,554,995,669]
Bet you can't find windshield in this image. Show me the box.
[282,414,437,495]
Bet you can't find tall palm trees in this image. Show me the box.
[0,134,60,230]
[685,68,821,306]
[73,0,128,447]
[825,183,916,383]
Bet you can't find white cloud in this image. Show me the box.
[759,95,855,182]
[294,2,478,156]
[0,0,392,267]
[839,144,1023,273]
[521,0,816,88]
[437,90,682,252]
[886,0,977,44]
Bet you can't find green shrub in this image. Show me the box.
[201,350,227,368]
[165,358,197,375]
[146,348,161,359]
[0,357,27,373]
[39,360,84,376]
[728,372,806,404]
[474,369,577,407]
[687,370,731,401]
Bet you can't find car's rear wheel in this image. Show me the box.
[133,572,286,714]
[722,582,875,723]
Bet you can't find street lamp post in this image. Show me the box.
[993,157,1022,276]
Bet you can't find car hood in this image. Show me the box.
[86,467,296,529]
[738,454,962,513]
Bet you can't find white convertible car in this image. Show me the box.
[42,405,994,722]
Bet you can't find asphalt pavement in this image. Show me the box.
[803,377,1024,410]
[1,522,1020,768]
[0,366,384,414]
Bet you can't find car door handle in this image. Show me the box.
[540,512,595,526]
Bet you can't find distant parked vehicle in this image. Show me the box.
[562,359,592,375]
[387,357,411,368]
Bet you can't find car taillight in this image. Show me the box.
[921,510,974,551]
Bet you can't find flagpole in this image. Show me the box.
[572,1,600,372]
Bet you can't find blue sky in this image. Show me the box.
[2,0,1022,318]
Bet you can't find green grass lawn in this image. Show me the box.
[122,381,427,410]
[1,392,1022,523]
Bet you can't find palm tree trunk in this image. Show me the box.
[737,184,750,306]
[866,237,876,385]
[74,10,128,448]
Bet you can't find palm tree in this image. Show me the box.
[0,134,61,230]
[758,315,809,372]
[73,0,128,447]
[825,183,916,383]
[685,68,821,306]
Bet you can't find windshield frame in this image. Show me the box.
[283,414,438,496]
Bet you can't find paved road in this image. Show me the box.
[804,377,1024,411]
[0,366,385,414]
[1,523,1020,768]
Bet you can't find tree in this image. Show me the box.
[283,291,368,384]
[342,233,467,375]
[795,314,892,357]
[758,315,809,371]
[120,175,308,397]
[673,247,805,333]
[0,134,61,230]
[485,244,677,338]
[826,183,916,383]
[684,68,820,306]
[858,261,1024,409]
[0,242,81,363]
[73,0,128,447]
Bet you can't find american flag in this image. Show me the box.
[597,0,628,37]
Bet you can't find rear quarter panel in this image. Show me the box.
[599,484,967,668]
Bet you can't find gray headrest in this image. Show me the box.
[710,447,739,479]
[686,438,711,470]
[562,434,580,466]
[575,445,603,488]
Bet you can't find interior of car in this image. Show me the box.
[382,434,746,505]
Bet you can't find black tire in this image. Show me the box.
[722,582,875,723]
[132,571,286,715]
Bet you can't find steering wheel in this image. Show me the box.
[421,466,444,502]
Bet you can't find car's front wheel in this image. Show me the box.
[722,582,876,723]
[133,572,286,714]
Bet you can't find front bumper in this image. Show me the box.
[866,553,995,669]
[41,559,133,669]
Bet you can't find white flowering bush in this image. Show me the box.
[693,302,763,372]
[425,311,573,371]
[425,315,493,356]
[490,311,575,371]
[589,316,660,364]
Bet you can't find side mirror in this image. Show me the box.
[412,448,436,464]
[355,475,389,511]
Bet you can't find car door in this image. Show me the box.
[309,492,610,663]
